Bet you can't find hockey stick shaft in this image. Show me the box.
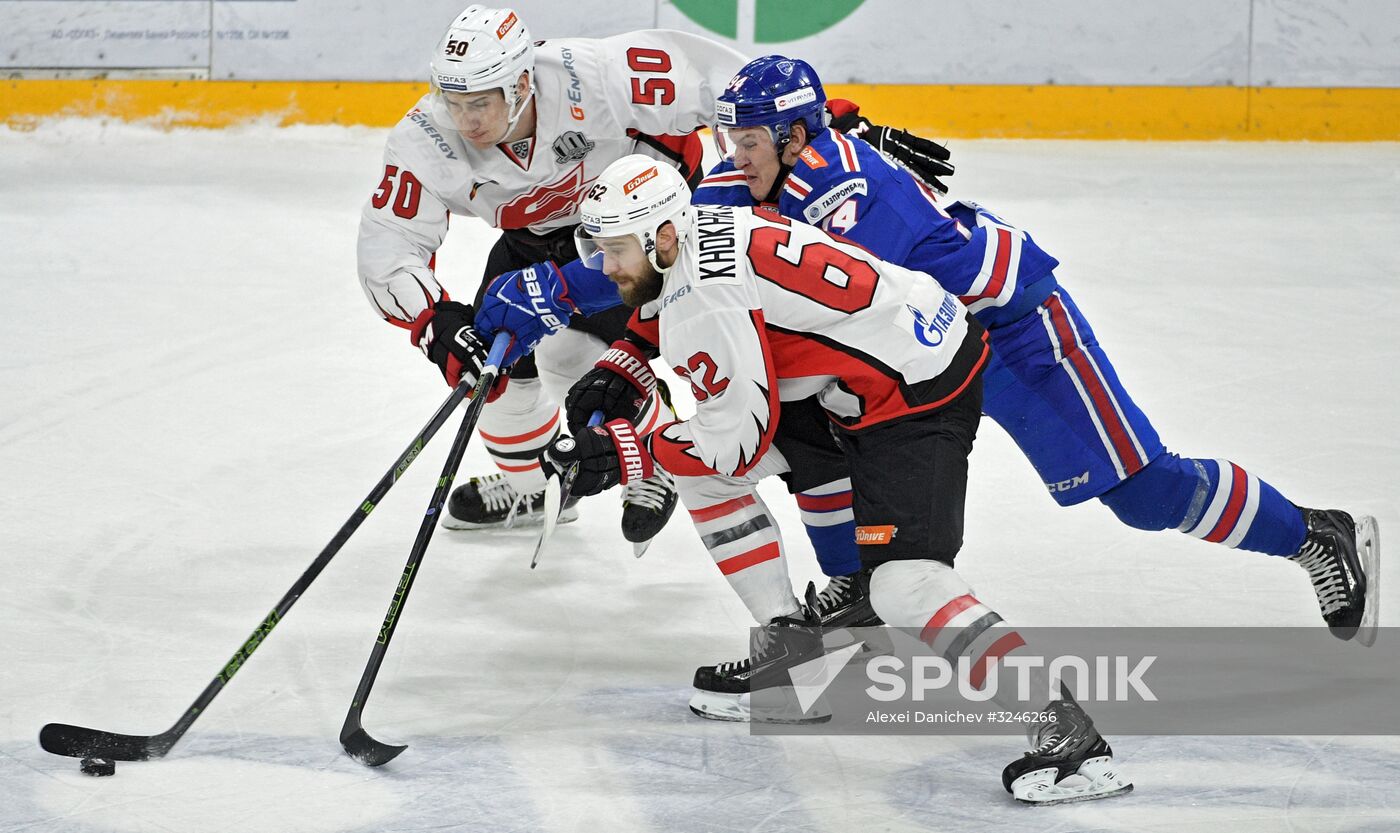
[339,332,511,766]
[38,379,476,761]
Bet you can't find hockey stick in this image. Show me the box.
[530,410,602,569]
[339,332,511,767]
[38,376,481,762]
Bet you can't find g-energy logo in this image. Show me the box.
[561,47,585,120]
[409,109,458,160]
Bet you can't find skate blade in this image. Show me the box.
[1011,756,1133,806]
[1357,514,1380,647]
[687,690,832,725]
[632,538,652,558]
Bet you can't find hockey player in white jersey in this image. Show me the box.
[519,155,1131,804]
[356,5,747,543]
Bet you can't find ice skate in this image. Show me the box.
[622,380,680,556]
[689,605,830,725]
[811,570,890,659]
[443,472,580,530]
[620,467,677,557]
[1290,508,1380,646]
[1002,687,1133,805]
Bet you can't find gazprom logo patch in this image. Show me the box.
[803,178,866,222]
[907,293,959,348]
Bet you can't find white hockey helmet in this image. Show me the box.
[428,5,535,139]
[575,155,692,273]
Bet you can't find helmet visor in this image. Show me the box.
[713,125,778,162]
[573,226,606,271]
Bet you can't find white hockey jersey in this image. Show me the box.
[638,205,990,479]
[357,30,747,326]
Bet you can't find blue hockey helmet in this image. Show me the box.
[715,55,829,154]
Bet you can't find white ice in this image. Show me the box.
[1,120,1398,833]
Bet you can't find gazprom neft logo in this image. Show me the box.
[865,654,1158,703]
[672,0,867,43]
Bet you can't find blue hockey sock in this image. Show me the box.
[796,480,861,577]
[1099,453,1306,556]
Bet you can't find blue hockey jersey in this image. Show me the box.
[694,127,1061,328]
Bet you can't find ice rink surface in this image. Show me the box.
[1,121,1398,832]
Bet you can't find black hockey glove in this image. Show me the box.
[409,301,489,388]
[541,420,653,497]
[564,338,657,434]
[829,111,955,195]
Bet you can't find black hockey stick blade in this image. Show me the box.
[530,410,600,569]
[339,721,406,767]
[36,380,473,765]
[530,463,575,569]
[338,333,512,767]
[39,722,174,761]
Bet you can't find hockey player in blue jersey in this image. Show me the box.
[486,57,1378,635]
[686,54,1378,642]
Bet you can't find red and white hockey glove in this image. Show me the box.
[409,301,489,388]
[564,338,658,434]
[542,419,654,497]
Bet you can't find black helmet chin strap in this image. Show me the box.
[762,126,800,205]
[763,160,794,205]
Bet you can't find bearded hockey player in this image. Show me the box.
[520,155,1133,804]
[356,5,747,546]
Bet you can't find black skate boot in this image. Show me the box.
[620,467,677,557]
[621,379,680,556]
[812,569,891,659]
[812,570,883,628]
[689,602,829,725]
[444,472,580,530]
[1002,686,1133,805]
[1290,508,1380,645]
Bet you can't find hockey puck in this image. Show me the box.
[80,757,115,777]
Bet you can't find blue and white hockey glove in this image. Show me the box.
[475,261,575,368]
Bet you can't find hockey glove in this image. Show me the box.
[829,110,955,195]
[564,338,658,434]
[542,419,654,497]
[409,301,489,388]
[475,261,575,367]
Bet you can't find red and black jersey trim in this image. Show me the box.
[627,129,706,191]
[625,307,662,358]
[763,316,989,431]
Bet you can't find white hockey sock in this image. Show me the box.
[477,377,559,494]
[870,560,1048,710]
[687,491,800,624]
